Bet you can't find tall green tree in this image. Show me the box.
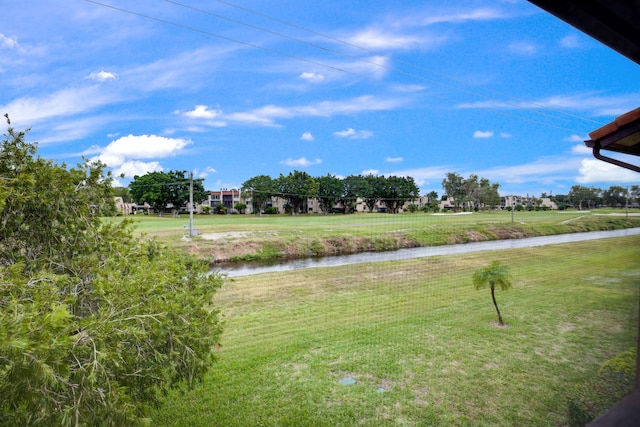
[478,178,501,210]
[241,175,276,216]
[472,261,513,326]
[129,171,172,216]
[277,170,318,215]
[461,174,479,210]
[361,174,383,212]
[382,175,420,214]
[602,185,628,208]
[0,117,222,425]
[441,172,464,212]
[315,174,344,215]
[340,175,366,213]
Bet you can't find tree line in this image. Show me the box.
[120,170,637,217]
[558,185,640,210]
[241,171,421,215]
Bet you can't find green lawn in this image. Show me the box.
[104,209,640,262]
[107,209,640,239]
[150,235,639,426]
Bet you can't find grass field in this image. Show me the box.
[104,209,640,263]
[150,235,639,426]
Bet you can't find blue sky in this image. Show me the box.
[1,0,638,197]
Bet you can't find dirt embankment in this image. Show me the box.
[179,216,640,265]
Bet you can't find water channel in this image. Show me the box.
[214,228,640,277]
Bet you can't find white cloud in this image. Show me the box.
[345,29,424,50]
[114,160,164,178]
[195,166,217,179]
[571,144,592,155]
[473,130,494,138]
[0,86,119,128]
[215,96,403,128]
[508,41,537,55]
[86,70,117,81]
[93,134,191,177]
[500,133,512,138]
[362,169,380,176]
[301,132,314,141]
[0,33,18,49]
[386,156,403,163]
[334,128,374,139]
[417,7,510,26]
[386,166,450,188]
[478,157,583,185]
[565,134,588,142]
[280,157,322,167]
[559,34,581,49]
[576,158,639,184]
[182,104,222,119]
[179,105,227,128]
[299,72,325,83]
[455,92,640,117]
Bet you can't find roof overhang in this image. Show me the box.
[584,107,640,172]
[527,1,640,65]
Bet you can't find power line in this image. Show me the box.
[180,0,605,127]
[84,0,596,134]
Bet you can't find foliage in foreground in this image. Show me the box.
[0,118,222,426]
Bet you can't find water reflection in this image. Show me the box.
[214,228,640,277]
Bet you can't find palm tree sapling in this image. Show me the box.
[472,260,512,326]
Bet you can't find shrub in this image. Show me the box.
[0,118,222,426]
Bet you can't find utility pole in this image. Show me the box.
[189,172,194,238]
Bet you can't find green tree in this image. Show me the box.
[568,185,600,210]
[461,174,479,210]
[277,170,318,215]
[361,174,381,212]
[602,185,628,208]
[113,186,132,203]
[315,174,344,215]
[234,202,247,214]
[166,171,208,217]
[340,175,366,213]
[0,118,222,425]
[241,175,275,216]
[382,175,420,214]
[478,178,501,210]
[472,261,512,326]
[129,171,172,216]
[425,191,439,212]
[441,172,464,212]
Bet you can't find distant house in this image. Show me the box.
[501,195,558,210]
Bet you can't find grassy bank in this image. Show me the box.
[151,236,639,426]
[104,210,640,263]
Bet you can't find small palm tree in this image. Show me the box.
[472,260,512,326]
